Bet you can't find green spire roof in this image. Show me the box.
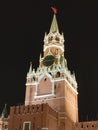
[49,14,59,33]
[0,104,8,118]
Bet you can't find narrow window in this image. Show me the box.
[54,85,56,94]
[33,77,35,81]
[23,122,31,130]
[44,78,47,81]
[56,72,60,77]
[81,124,83,128]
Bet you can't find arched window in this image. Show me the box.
[33,77,36,81]
[56,72,60,77]
[55,36,59,41]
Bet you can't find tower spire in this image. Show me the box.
[49,13,59,33]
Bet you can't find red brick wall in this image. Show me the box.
[73,121,98,130]
[37,76,52,95]
[8,103,58,130]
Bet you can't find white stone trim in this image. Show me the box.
[25,82,38,85]
[44,44,64,52]
[52,80,54,94]
[34,73,54,97]
[38,72,52,83]
[23,121,31,130]
[53,78,78,94]
[42,128,48,130]
[25,101,30,103]
[64,69,77,87]
[30,96,78,109]
[64,78,78,94]
[34,94,55,99]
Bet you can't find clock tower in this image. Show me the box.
[41,14,65,67]
[25,12,78,129]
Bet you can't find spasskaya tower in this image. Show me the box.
[7,8,98,130]
[25,10,78,127]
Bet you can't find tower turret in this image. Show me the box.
[0,104,8,118]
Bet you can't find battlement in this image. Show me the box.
[10,104,45,115]
[10,103,58,118]
[74,121,98,129]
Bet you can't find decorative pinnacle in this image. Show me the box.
[29,62,32,73]
[1,104,8,118]
[39,54,42,62]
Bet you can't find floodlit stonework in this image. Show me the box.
[0,12,97,130]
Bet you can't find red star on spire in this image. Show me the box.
[51,7,57,14]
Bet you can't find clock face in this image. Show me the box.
[43,55,55,66]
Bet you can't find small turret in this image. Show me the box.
[0,104,8,118]
[28,62,32,74]
[44,32,47,40]
[39,54,42,63]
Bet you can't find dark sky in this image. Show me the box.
[0,0,98,121]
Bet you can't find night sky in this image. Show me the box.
[0,0,98,121]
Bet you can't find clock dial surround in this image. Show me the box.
[43,55,55,66]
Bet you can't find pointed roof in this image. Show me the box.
[49,14,59,33]
[0,104,8,118]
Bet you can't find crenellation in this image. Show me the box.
[74,121,98,129]
[24,105,30,114]
[15,106,20,114]
[10,104,47,116]
[20,105,25,114]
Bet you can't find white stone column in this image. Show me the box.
[52,80,54,95]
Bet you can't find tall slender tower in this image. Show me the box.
[25,12,78,128]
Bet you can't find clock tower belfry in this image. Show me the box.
[43,14,64,56]
[41,13,65,67]
[25,12,78,129]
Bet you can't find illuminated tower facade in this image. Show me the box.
[7,10,98,130]
[25,12,78,129]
